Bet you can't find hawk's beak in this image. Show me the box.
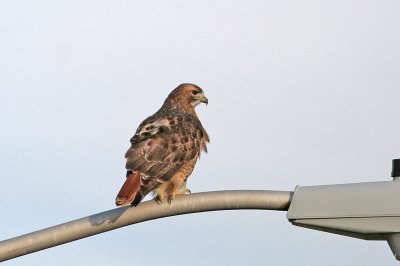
[201,95,208,105]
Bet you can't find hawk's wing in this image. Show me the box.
[125,113,208,183]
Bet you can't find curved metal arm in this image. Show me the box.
[0,190,292,262]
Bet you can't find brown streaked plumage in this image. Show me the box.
[116,83,209,207]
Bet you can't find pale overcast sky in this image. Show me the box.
[1,1,400,265]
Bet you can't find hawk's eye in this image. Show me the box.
[192,90,198,95]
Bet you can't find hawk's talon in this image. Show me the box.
[154,195,163,205]
[167,195,173,205]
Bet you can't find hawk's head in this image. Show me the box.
[163,83,208,111]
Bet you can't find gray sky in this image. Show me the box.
[1,1,400,265]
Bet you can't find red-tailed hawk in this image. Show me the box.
[115,83,209,207]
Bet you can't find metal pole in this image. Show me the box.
[0,190,292,262]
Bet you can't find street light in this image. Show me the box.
[287,159,400,260]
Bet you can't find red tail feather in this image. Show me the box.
[115,172,141,206]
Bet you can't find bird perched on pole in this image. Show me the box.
[115,83,209,207]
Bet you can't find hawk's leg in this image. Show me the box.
[173,179,191,195]
[172,187,191,196]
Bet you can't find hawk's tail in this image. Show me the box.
[115,172,142,206]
